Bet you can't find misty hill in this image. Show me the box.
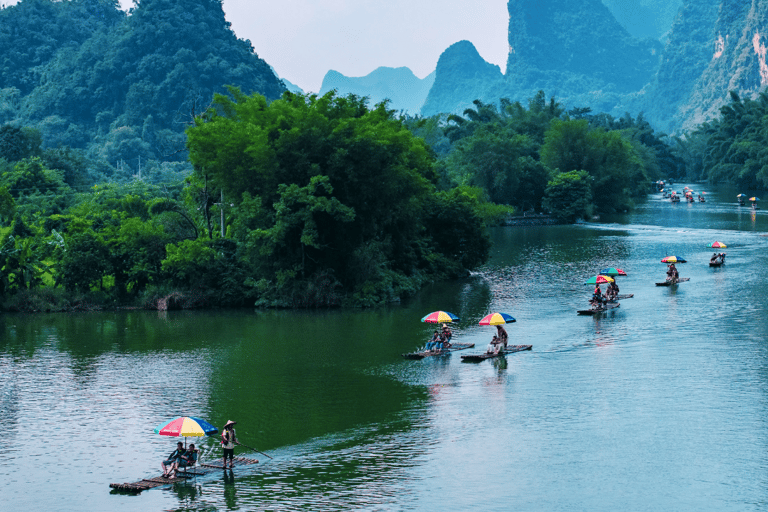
[0,0,284,183]
[319,67,435,114]
[422,0,768,133]
[424,0,661,118]
[421,41,504,117]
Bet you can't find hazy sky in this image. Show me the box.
[3,0,510,93]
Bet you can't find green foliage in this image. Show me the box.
[542,170,593,222]
[541,119,647,213]
[60,230,111,293]
[691,90,768,188]
[0,125,42,161]
[187,90,491,306]
[1,157,67,197]
[0,0,284,186]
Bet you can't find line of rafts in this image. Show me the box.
[405,242,730,355]
[737,194,760,209]
[659,184,706,203]
[402,311,531,362]
[657,181,761,209]
[579,244,728,315]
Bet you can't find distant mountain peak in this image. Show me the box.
[319,66,435,114]
[421,40,503,116]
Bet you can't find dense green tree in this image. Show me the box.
[541,119,646,213]
[187,90,490,305]
[542,170,593,222]
[0,125,41,161]
[692,91,768,188]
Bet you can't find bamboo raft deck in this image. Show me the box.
[577,303,620,315]
[461,344,532,362]
[655,277,690,286]
[109,457,260,493]
[402,342,475,360]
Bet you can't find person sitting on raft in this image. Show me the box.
[666,263,679,283]
[425,331,441,352]
[162,441,185,478]
[486,335,502,355]
[666,263,674,280]
[441,324,453,347]
[606,281,619,301]
[496,324,508,348]
[591,285,605,307]
[170,443,198,478]
[710,253,719,263]
[720,252,726,264]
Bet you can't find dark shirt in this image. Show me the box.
[168,448,185,461]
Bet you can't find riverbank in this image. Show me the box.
[500,214,561,226]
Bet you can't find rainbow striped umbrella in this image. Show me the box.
[155,416,218,438]
[584,275,614,285]
[421,311,460,323]
[750,197,760,202]
[478,312,516,326]
[708,241,726,248]
[661,256,687,263]
[599,267,627,276]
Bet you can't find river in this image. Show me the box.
[2,184,768,511]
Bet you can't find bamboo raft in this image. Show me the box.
[402,342,475,360]
[109,457,260,493]
[655,277,690,286]
[577,303,620,315]
[461,344,532,362]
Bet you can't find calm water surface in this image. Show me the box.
[2,185,768,511]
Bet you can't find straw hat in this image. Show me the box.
[224,420,237,428]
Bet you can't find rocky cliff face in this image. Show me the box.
[423,1,662,117]
[421,0,768,132]
[673,0,768,130]
[421,40,504,116]
[319,66,435,114]
[636,0,721,132]
[506,0,662,95]
[601,0,682,41]
[636,0,768,132]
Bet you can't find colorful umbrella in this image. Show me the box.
[661,256,687,263]
[478,312,517,326]
[737,194,746,199]
[750,197,760,202]
[421,311,460,323]
[708,241,726,248]
[599,267,627,276]
[155,416,218,438]
[584,275,614,285]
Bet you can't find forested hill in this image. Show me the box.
[0,0,285,183]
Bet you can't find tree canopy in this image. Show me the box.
[186,90,490,306]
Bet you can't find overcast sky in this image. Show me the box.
[3,0,510,93]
